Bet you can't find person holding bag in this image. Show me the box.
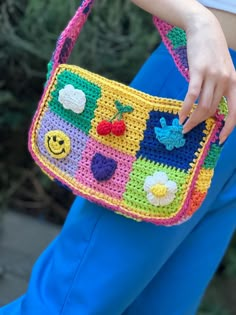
[1,0,236,314]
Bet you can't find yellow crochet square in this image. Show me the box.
[196,169,214,193]
[90,93,151,156]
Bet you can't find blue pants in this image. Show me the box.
[1,43,236,315]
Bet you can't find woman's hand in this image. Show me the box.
[178,12,236,144]
[131,0,236,143]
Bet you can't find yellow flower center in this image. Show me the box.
[150,184,167,198]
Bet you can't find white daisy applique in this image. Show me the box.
[143,171,177,206]
[58,84,86,114]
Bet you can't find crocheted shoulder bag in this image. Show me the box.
[29,0,227,226]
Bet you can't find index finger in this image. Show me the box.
[179,73,203,124]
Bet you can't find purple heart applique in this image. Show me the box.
[91,153,117,182]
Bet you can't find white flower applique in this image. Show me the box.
[143,171,177,206]
[58,84,86,114]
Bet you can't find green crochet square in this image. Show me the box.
[167,27,187,49]
[123,157,188,217]
[48,70,101,135]
[203,144,222,169]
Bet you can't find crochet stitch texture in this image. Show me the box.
[29,0,227,226]
[30,64,226,226]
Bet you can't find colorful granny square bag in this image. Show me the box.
[29,0,227,226]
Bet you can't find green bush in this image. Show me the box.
[0,0,158,130]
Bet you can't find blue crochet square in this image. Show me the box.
[137,110,206,171]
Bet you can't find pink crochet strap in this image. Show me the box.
[153,17,190,82]
[51,0,95,71]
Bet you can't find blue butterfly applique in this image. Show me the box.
[154,117,186,151]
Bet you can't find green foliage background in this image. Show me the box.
[0,0,235,313]
[0,0,158,216]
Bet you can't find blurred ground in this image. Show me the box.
[0,211,60,306]
[0,211,235,314]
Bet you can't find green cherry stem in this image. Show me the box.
[109,103,133,122]
[109,112,120,122]
[117,113,123,121]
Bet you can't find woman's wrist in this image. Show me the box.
[184,9,219,35]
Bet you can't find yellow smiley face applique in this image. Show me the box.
[44,130,71,159]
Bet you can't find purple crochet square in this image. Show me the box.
[174,46,189,70]
[37,110,89,177]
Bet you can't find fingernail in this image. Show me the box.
[219,136,226,145]
[179,115,188,125]
[179,115,185,125]
[182,127,187,134]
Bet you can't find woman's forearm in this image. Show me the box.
[131,0,214,30]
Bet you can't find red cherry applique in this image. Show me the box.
[96,101,133,137]
[97,120,112,136]
[111,120,126,136]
